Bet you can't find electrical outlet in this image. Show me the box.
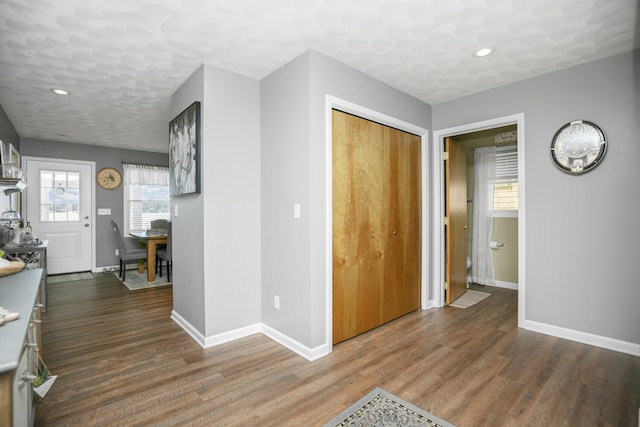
[274,295,280,310]
[115,249,119,256]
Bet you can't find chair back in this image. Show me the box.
[110,220,126,255]
[165,222,172,261]
[150,219,169,230]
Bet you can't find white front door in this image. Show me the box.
[24,158,94,274]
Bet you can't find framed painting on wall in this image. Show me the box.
[169,101,201,196]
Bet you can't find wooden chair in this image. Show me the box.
[110,220,147,281]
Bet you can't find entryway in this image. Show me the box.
[23,157,95,275]
[433,114,525,324]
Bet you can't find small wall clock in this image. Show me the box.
[96,167,122,190]
[550,120,607,174]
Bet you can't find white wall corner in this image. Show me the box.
[521,318,640,357]
[171,310,207,347]
[172,310,330,360]
[261,324,330,362]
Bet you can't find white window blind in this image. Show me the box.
[493,145,518,212]
[123,164,170,233]
[495,146,518,181]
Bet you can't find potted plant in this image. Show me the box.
[32,355,57,398]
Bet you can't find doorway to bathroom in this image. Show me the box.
[433,113,524,320]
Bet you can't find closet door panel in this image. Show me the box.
[332,110,384,344]
[382,126,421,323]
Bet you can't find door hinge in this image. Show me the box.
[442,151,449,161]
[444,281,448,290]
[443,216,448,225]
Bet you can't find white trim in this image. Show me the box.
[521,319,640,357]
[466,277,518,290]
[493,280,518,290]
[171,310,207,347]
[432,114,525,318]
[22,156,96,274]
[171,311,331,361]
[325,95,430,353]
[261,324,330,361]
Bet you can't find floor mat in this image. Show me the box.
[449,289,491,309]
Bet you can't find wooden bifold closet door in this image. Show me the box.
[332,109,421,344]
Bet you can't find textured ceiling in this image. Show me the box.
[0,0,638,153]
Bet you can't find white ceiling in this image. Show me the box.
[0,0,637,153]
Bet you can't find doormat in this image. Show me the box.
[47,272,94,283]
[323,387,455,427]
[112,271,172,290]
[449,290,491,309]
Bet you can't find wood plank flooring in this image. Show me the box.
[35,275,639,426]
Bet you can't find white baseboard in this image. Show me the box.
[170,310,330,361]
[170,310,207,347]
[520,318,640,357]
[93,265,119,273]
[467,276,518,290]
[493,280,518,290]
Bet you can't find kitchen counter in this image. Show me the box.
[0,268,43,374]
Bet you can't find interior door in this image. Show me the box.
[25,158,93,274]
[445,137,467,304]
[332,110,384,344]
[332,110,421,344]
[382,125,421,322]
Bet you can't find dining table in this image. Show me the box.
[128,230,168,282]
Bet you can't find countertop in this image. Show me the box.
[0,268,43,373]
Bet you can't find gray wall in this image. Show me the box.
[261,51,431,348]
[433,49,640,344]
[170,66,206,333]
[0,103,19,153]
[171,64,261,338]
[20,138,168,269]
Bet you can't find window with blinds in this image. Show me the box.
[493,146,518,212]
[123,164,170,233]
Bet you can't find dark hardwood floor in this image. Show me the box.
[35,274,639,426]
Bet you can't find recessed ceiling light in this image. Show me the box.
[51,88,70,95]
[474,48,494,57]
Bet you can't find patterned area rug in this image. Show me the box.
[323,388,455,427]
[112,270,172,290]
[449,290,491,309]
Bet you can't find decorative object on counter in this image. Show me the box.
[0,250,25,277]
[550,120,607,174]
[0,163,23,179]
[96,167,122,189]
[0,188,21,221]
[0,307,19,326]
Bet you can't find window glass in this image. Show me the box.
[39,170,80,222]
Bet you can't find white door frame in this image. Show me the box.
[432,113,526,327]
[22,156,97,274]
[325,95,430,352]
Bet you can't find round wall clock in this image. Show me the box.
[550,120,606,174]
[96,167,122,189]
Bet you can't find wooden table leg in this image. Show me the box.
[147,241,157,282]
[137,241,145,273]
